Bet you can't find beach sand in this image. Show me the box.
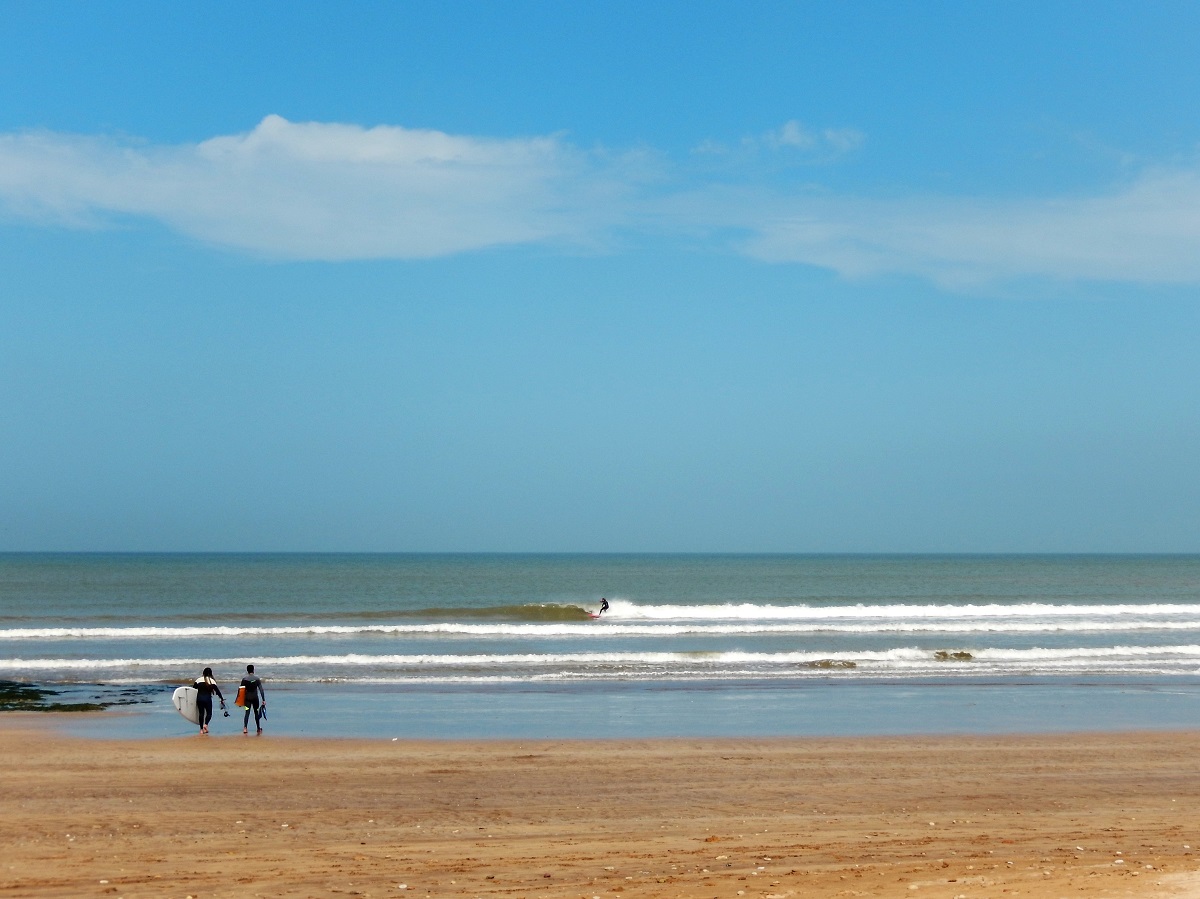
[2,719,1199,898]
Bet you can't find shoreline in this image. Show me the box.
[4,718,1199,898]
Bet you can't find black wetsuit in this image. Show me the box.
[193,676,224,728]
[241,674,265,730]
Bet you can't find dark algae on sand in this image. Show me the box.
[0,680,154,712]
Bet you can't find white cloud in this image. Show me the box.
[0,115,629,259]
[765,120,817,150]
[2,116,1200,289]
[761,120,865,156]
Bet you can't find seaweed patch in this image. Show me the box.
[801,659,858,669]
[0,681,159,713]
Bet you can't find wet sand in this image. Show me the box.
[2,718,1199,898]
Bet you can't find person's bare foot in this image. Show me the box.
[257,728,263,735]
[243,727,248,734]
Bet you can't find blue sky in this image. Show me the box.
[2,1,1198,552]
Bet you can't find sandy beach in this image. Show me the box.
[2,720,1199,899]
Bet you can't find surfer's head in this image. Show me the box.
[246,664,255,673]
[202,666,213,678]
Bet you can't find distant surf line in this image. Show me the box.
[8,617,1200,640]
[6,644,1200,677]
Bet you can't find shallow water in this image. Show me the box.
[58,677,1200,740]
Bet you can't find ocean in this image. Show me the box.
[2,553,1200,739]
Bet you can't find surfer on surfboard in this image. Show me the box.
[598,597,610,616]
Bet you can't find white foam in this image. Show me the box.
[605,600,1200,620]
[5,644,1200,680]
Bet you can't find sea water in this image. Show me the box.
[2,553,1199,739]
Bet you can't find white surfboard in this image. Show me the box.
[172,686,201,725]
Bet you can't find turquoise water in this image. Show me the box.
[3,553,1200,738]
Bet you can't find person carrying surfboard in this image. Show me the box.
[238,664,267,735]
[193,667,226,735]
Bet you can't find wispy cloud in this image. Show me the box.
[2,115,1200,289]
[693,119,864,162]
[737,169,1200,288]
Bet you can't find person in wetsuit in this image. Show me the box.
[193,666,226,735]
[599,597,610,615]
[240,663,267,735]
